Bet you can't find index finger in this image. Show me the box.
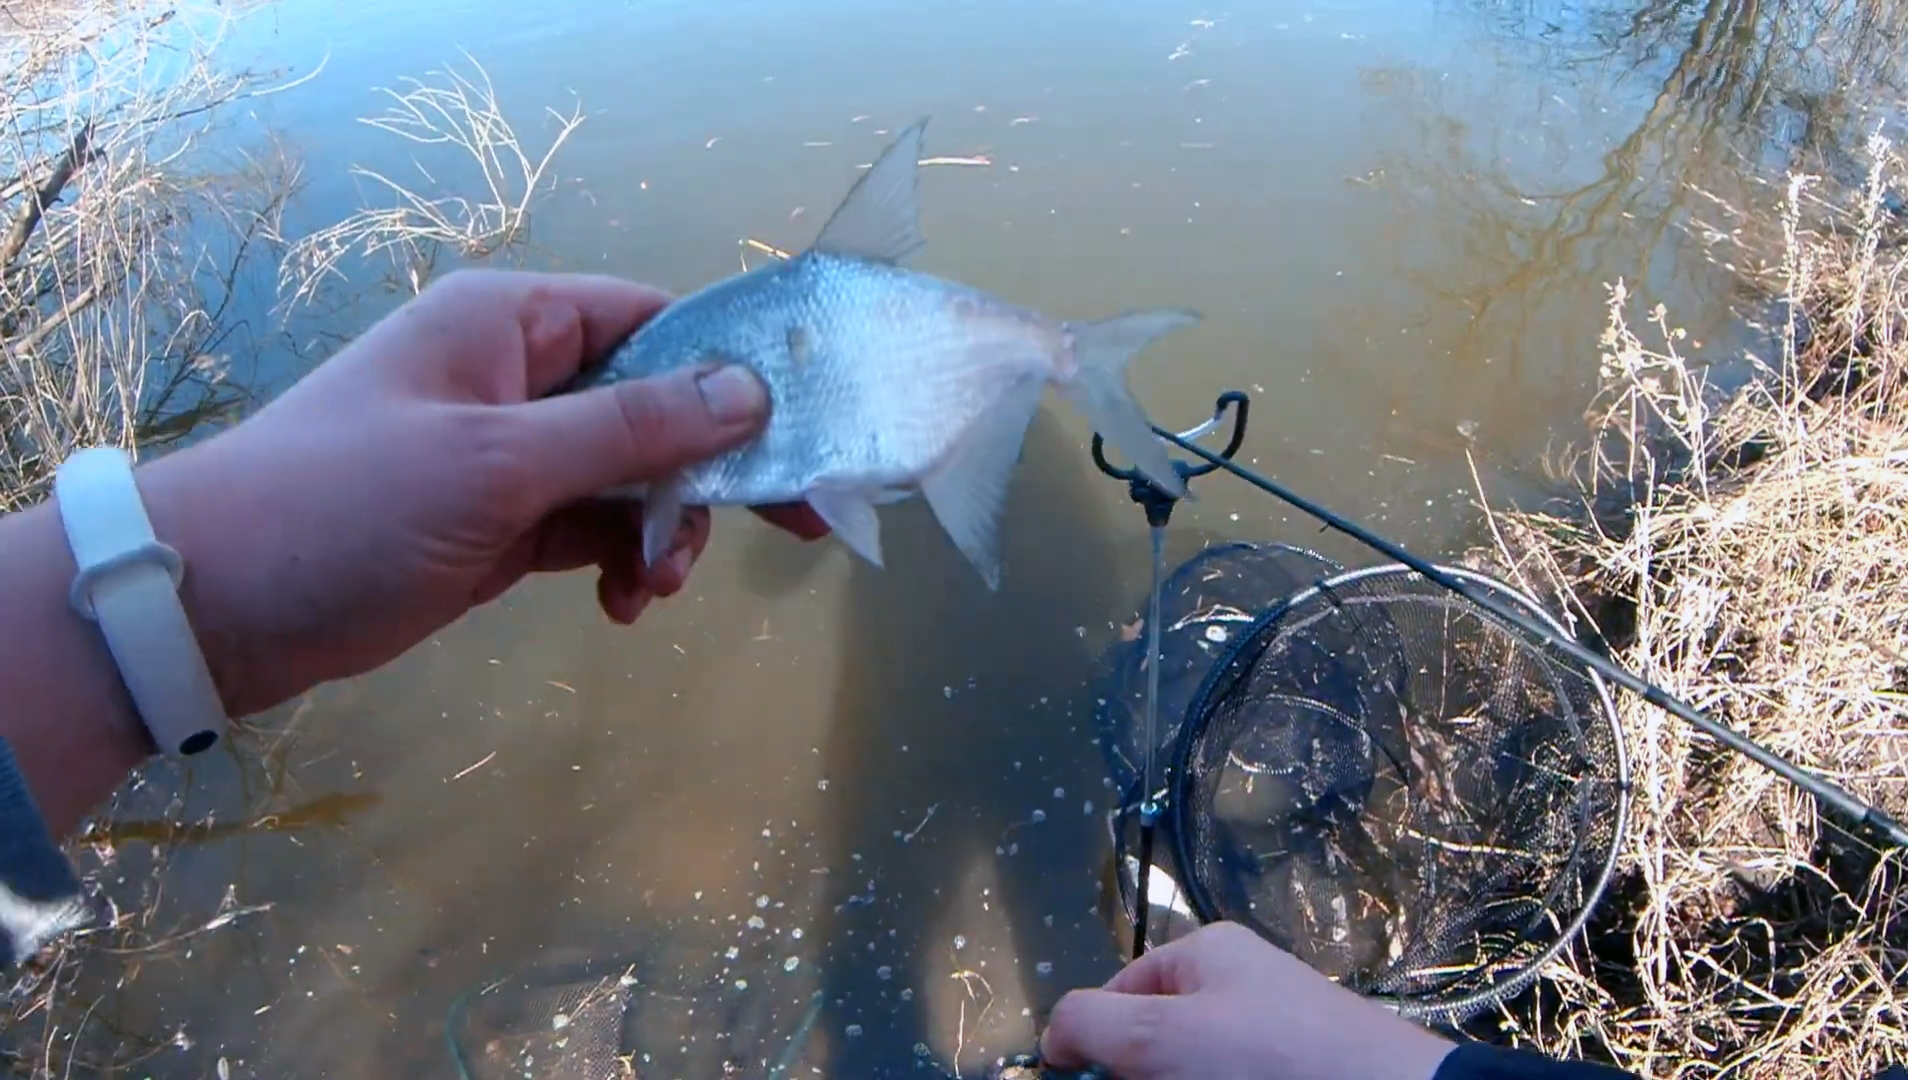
[507,271,674,397]
[1100,926,1234,996]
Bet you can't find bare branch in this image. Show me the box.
[1,120,93,270]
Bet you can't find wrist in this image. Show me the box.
[124,442,259,720]
[0,497,153,831]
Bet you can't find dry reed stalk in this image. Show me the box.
[276,49,585,306]
[0,0,310,512]
[1474,129,1908,1079]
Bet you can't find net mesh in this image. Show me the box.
[1168,562,1627,1019]
[449,959,640,1080]
[1091,543,1345,948]
[1092,542,1345,804]
[446,946,824,1080]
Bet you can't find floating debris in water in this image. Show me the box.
[953,935,968,949]
[877,965,893,980]
[846,1024,864,1037]
[784,957,801,973]
[1036,962,1054,976]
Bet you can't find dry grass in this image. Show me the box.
[0,0,310,511]
[276,50,585,306]
[1472,129,1908,1079]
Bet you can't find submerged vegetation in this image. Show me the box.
[1476,135,1908,1079]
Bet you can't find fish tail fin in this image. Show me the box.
[1057,309,1202,498]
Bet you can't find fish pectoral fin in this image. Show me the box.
[807,489,885,567]
[920,378,1044,592]
[809,117,929,265]
[641,475,687,567]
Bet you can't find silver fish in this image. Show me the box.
[560,116,1199,589]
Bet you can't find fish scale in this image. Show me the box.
[552,116,1201,590]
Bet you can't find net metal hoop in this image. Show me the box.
[1165,562,1631,1022]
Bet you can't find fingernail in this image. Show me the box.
[695,364,768,424]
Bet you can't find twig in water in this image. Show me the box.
[452,751,497,781]
[949,967,996,1076]
[900,803,941,844]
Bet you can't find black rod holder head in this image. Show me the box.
[1092,391,1251,527]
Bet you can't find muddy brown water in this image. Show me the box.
[49,0,1905,1077]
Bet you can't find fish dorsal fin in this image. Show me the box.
[809,117,929,264]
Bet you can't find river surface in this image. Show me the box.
[55,0,1907,1077]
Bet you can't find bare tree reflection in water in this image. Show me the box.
[1325,0,1908,535]
[802,408,1137,1079]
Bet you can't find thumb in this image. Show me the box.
[1040,988,1182,1080]
[509,362,770,510]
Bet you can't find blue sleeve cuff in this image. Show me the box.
[0,737,92,969]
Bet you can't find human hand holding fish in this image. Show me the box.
[0,268,829,833]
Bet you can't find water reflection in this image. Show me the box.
[810,410,1129,1078]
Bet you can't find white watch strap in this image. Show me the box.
[53,447,226,756]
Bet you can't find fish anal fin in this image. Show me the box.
[809,117,929,265]
[920,377,1044,591]
[642,475,686,567]
[808,489,885,567]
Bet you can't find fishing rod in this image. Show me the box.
[1117,390,1908,852]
